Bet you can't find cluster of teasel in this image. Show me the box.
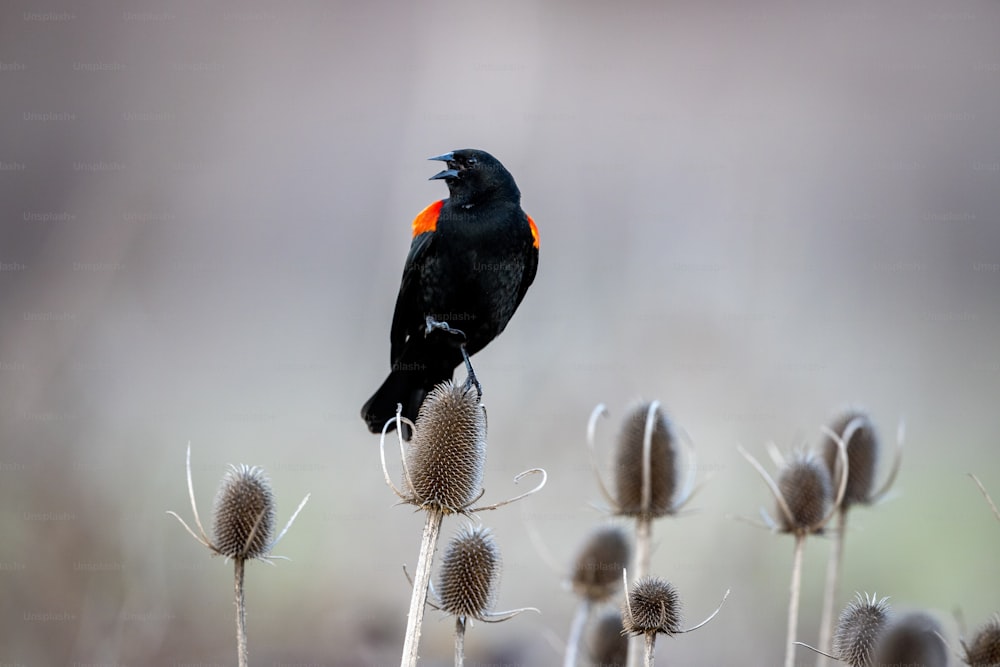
[562,401,729,667]
[741,408,1000,667]
[564,402,1000,667]
[379,379,546,666]
[161,391,999,666]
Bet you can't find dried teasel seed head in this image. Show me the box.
[570,526,630,603]
[874,611,948,667]
[212,464,275,560]
[776,451,833,534]
[965,615,1000,666]
[436,524,500,621]
[821,409,879,507]
[590,610,628,667]
[622,576,683,636]
[403,381,486,513]
[613,402,678,517]
[833,592,891,667]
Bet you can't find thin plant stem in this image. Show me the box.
[627,515,653,667]
[401,509,444,667]
[563,600,591,667]
[634,515,653,579]
[628,406,659,667]
[785,534,806,667]
[970,473,1000,522]
[815,509,848,667]
[234,557,248,667]
[454,616,466,667]
[644,632,656,667]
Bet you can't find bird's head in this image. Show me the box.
[428,149,519,207]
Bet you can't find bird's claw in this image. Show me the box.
[424,316,468,344]
[460,344,482,399]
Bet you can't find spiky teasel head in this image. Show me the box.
[621,572,728,638]
[963,614,1000,666]
[819,409,903,512]
[821,410,878,507]
[622,576,683,636]
[431,524,537,624]
[437,525,500,621]
[776,451,834,535]
[587,401,698,519]
[212,464,276,560]
[381,382,546,517]
[740,440,846,537]
[833,592,891,667]
[590,611,628,666]
[400,381,487,513]
[570,525,630,603]
[874,611,948,667]
[614,402,678,517]
[167,444,310,562]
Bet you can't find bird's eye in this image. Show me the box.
[465,156,477,165]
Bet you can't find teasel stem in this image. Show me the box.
[815,508,848,666]
[634,402,658,576]
[970,473,1000,523]
[815,415,874,665]
[235,557,247,667]
[627,401,659,667]
[643,632,656,667]
[401,509,444,667]
[786,533,806,667]
[454,616,466,667]
[634,516,652,581]
[563,600,590,667]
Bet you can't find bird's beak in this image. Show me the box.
[428,152,458,180]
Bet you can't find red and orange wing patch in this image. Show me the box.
[412,200,444,237]
[412,199,539,250]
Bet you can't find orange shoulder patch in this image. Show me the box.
[412,200,444,237]
[527,215,539,249]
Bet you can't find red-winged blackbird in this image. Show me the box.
[361,149,539,436]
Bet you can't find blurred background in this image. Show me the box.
[1,1,999,664]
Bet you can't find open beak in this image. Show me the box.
[428,152,458,180]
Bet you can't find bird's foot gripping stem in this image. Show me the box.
[424,316,482,399]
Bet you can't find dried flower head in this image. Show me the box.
[428,524,537,625]
[740,441,846,537]
[874,611,948,667]
[620,572,728,640]
[963,615,1000,667]
[402,381,487,513]
[622,576,683,636]
[833,592,891,667]
[586,401,700,522]
[168,445,310,562]
[777,451,834,534]
[437,525,500,621]
[821,410,879,507]
[570,526,630,603]
[614,402,679,517]
[212,464,276,560]
[590,611,628,666]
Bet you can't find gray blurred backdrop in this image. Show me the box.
[1,1,999,665]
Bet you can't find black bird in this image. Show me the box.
[361,149,539,436]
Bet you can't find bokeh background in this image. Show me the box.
[1,1,999,665]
